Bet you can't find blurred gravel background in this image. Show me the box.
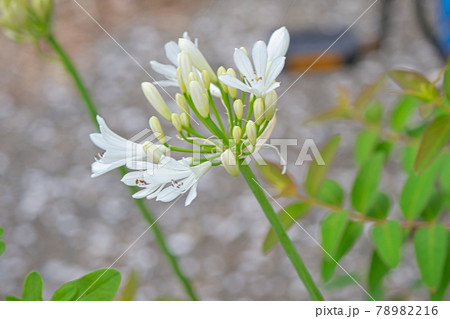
[0,0,444,300]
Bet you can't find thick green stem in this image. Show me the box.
[239,163,324,301]
[46,34,198,301]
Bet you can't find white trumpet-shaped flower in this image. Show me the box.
[90,116,167,178]
[218,27,289,97]
[122,157,212,206]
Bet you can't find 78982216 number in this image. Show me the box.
[376,306,438,316]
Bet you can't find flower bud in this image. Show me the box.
[227,68,237,99]
[253,98,265,125]
[189,81,209,118]
[171,113,182,132]
[178,51,192,90]
[246,120,257,146]
[188,71,199,83]
[149,116,165,143]
[142,141,165,163]
[201,70,210,91]
[233,99,244,120]
[176,93,189,114]
[141,82,171,121]
[232,126,242,144]
[217,66,228,93]
[264,90,277,121]
[176,67,186,94]
[178,38,217,82]
[221,149,239,177]
[180,112,190,128]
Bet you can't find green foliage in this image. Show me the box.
[431,232,450,300]
[263,202,310,253]
[389,96,418,132]
[371,220,403,269]
[414,114,450,173]
[317,179,344,207]
[354,130,378,166]
[389,70,439,102]
[118,270,139,301]
[366,193,390,220]
[0,226,4,256]
[4,269,121,301]
[414,224,448,289]
[305,134,341,197]
[256,160,297,196]
[51,268,121,301]
[22,272,43,301]
[351,153,384,213]
[368,250,390,297]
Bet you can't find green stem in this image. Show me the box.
[239,163,324,301]
[46,34,199,301]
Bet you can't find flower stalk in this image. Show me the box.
[46,33,198,301]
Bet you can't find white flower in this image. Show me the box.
[150,32,221,97]
[150,32,195,87]
[90,116,167,178]
[122,157,212,206]
[218,27,289,97]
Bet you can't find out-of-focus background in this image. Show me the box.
[0,0,445,300]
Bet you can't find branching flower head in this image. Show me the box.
[0,0,53,42]
[90,27,290,205]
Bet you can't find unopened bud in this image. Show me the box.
[188,71,199,83]
[233,99,244,120]
[142,141,165,163]
[178,51,192,90]
[149,116,165,143]
[178,38,217,82]
[253,98,265,125]
[141,82,171,121]
[246,120,257,146]
[264,90,277,121]
[227,68,237,99]
[171,113,182,132]
[221,149,239,177]
[176,68,186,94]
[201,70,210,91]
[176,93,189,114]
[217,66,228,93]
[180,112,190,128]
[189,81,209,118]
[232,126,242,144]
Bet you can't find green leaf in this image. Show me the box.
[440,154,450,194]
[371,220,402,268]
[401,145,418,175]
[366,192,390,220]
[414,114,450,173]
[51,268,121,301]
[22,271,43,301]
[364,101,383,124]
[431,231,450,300]
[256,160,297,196]
[351,153,384,213]
[0,226,3,237]
[317,179,344,206]
[262,202,310,253]
[443,61,450,101]
[400,166,436,220]
[0,241,4,256]
[305,134,341,197]
[320,211,348,280]
[389,70,439,102]
[354,75,386,110]
[322,221,363,281]
[421,192,444,222]
[368,250,390,296]
[389,96,418,132]
[5,296,22,301]
[323,273,361,290]
[414,223,448,289]
[374,140,393,158]
[354,130,378,166]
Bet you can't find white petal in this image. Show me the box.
[209,83,222,97]
[219,75,251,93]
[267,26,290,62]
[265,56,285,85]
[164,41,180,66]
[156,187,181,202]
[121,171,145,186]
[252,41,268,79]
[150,61,177,77]
[153,79,179,87]
[233,48,254,80]
[132,188,154,199]
[264,82,280,95]
[185,183,198,206]
[91,159,126,178]
[90,133,108,150]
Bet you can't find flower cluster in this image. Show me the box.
[0,0,53,42]
[91,27,290,205]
